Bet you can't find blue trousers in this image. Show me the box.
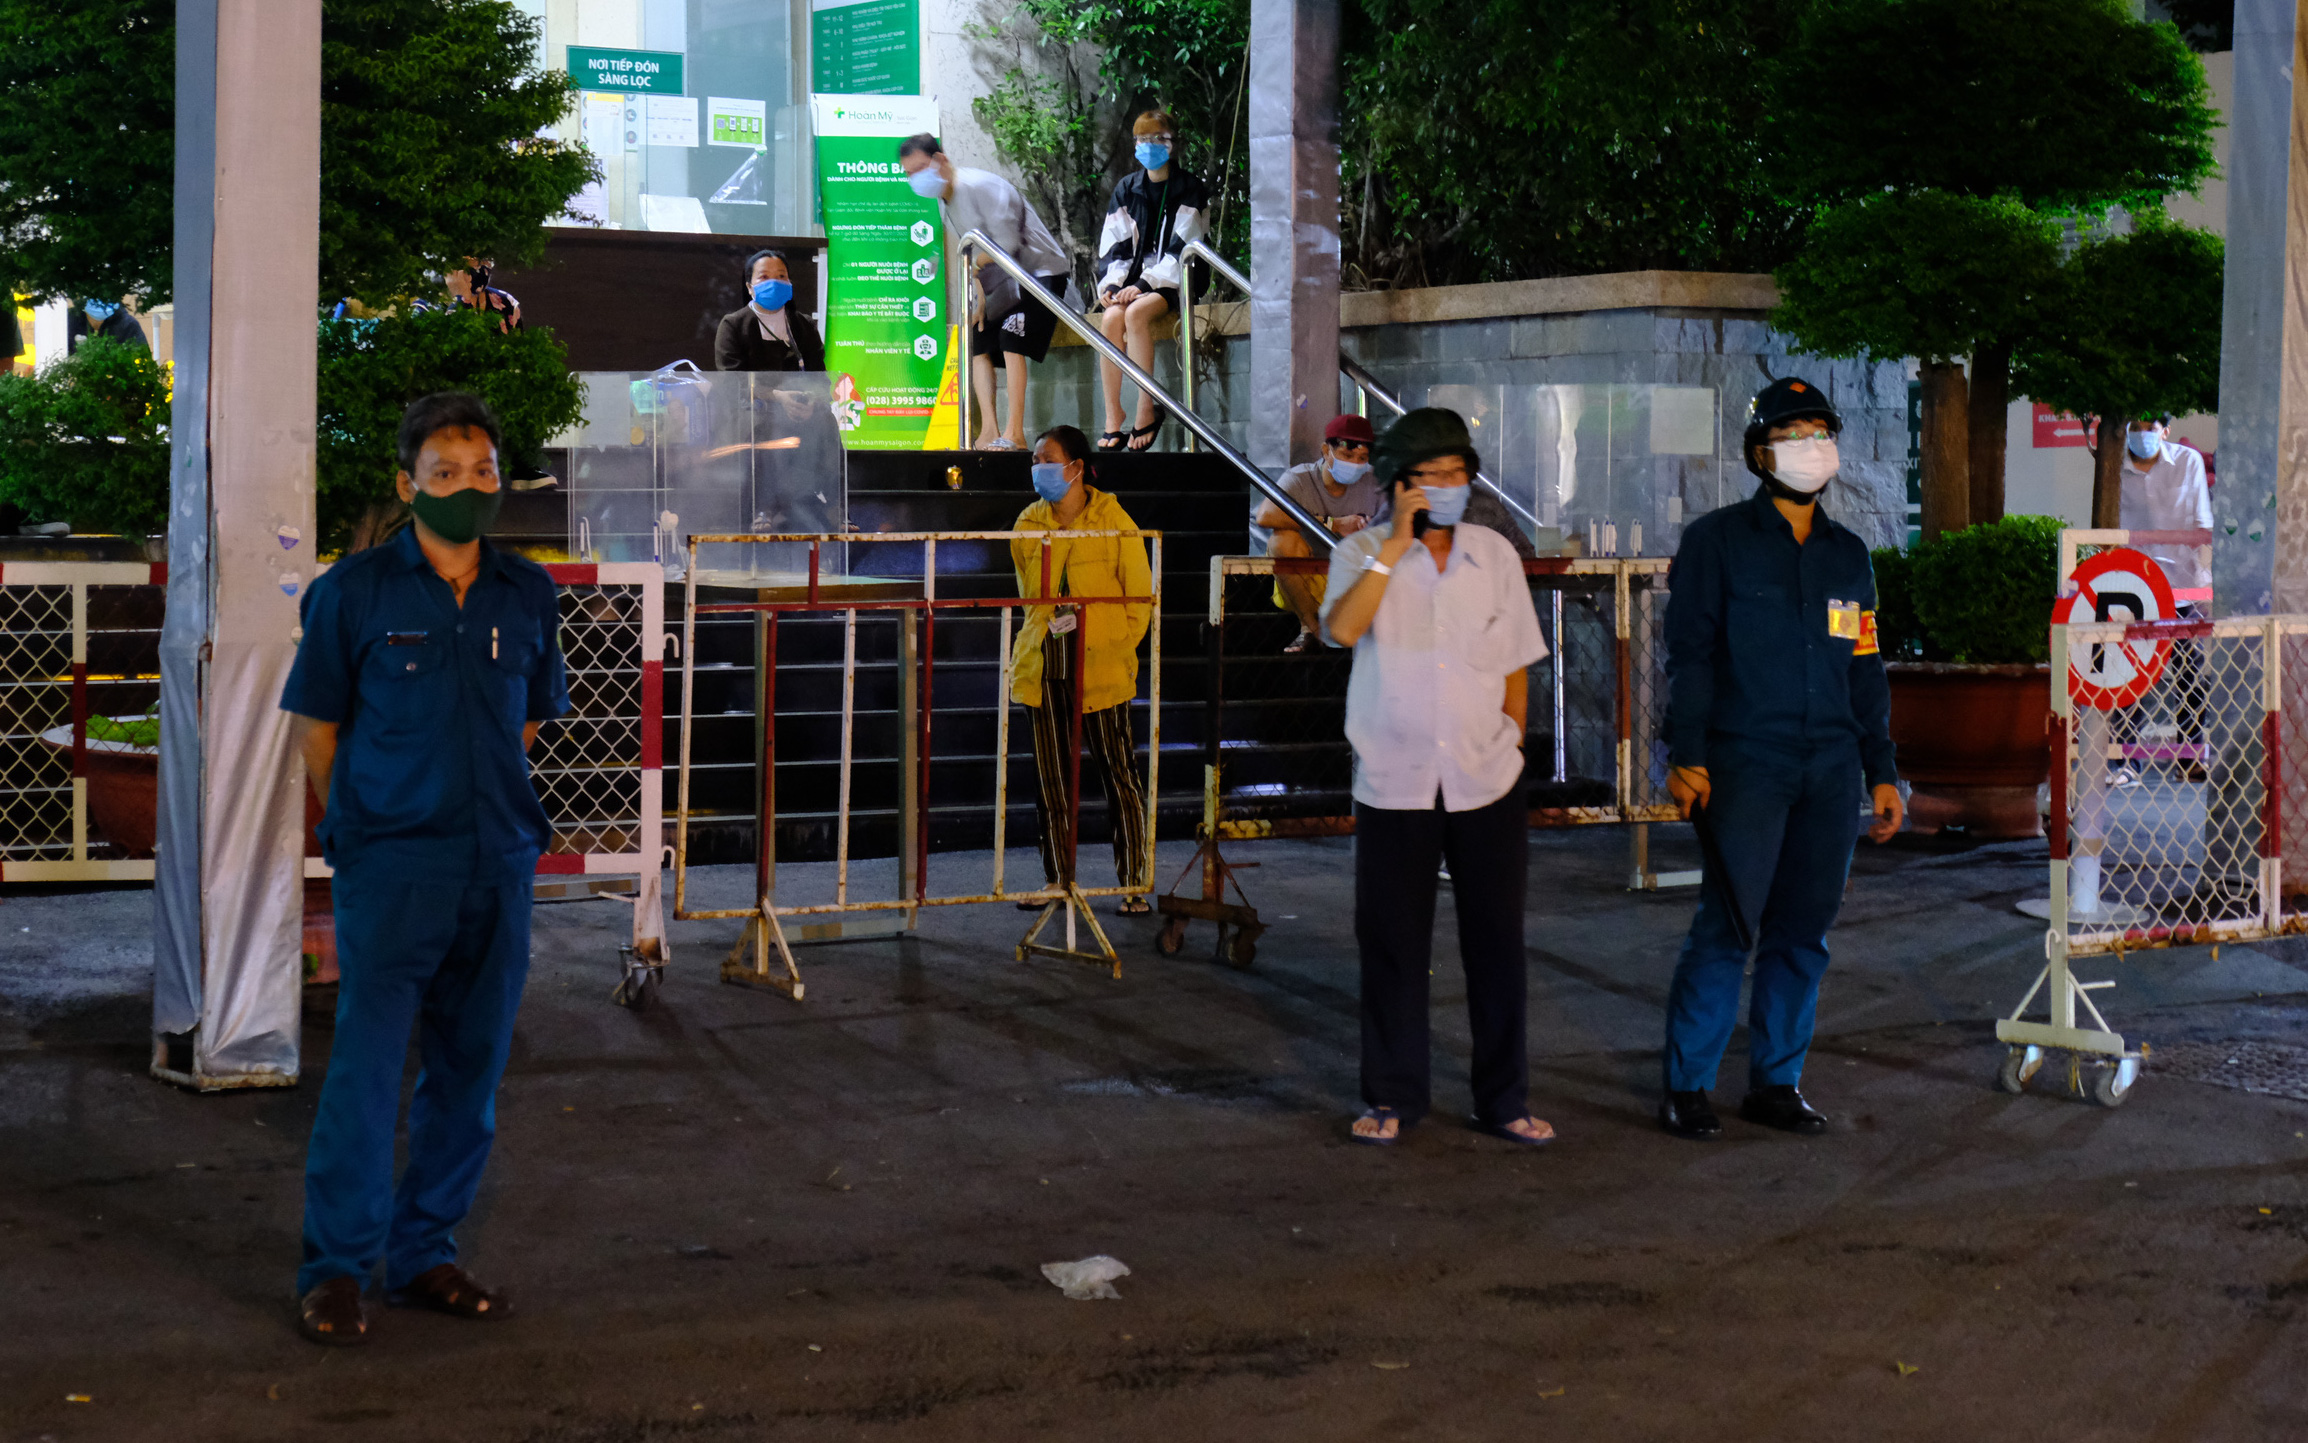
[298,871,534,1296]
[1663,740,1862,1094]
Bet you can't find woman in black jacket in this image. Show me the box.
[714,249,825,371]
[1094,108,1208,451]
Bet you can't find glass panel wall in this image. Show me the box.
[526,0,809,236]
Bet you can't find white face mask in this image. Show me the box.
[1768,435,1839,493]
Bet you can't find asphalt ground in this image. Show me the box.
[4,825,2308,1442]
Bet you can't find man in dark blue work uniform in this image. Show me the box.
[283,392,569,1344]
[1658,377,1902,1141]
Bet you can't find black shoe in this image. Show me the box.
[1739,1084,1827,1135]
[1658,1090,1722,1139]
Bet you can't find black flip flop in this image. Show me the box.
[1473,1115,1556,1148]
[1096,429,1130,451]
[1126,410,1166,451]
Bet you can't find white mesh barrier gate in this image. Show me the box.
[0,560,168,881]
[0,559,667,995]
[2008,524,2262,1108]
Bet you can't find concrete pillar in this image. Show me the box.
[152,0,322,1089]
[1246,0,1341,473]
[2214,0,2306,613]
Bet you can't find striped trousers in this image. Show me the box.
[1027,633,1150,891]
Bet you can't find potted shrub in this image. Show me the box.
[1873,514,2063,838]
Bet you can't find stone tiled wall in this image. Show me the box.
[1009,296,1914,552]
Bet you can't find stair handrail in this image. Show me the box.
[957,229,1337,551]
[1176,238,1543,533]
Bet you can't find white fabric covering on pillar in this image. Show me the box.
[1247,0,1342,474]
[152,0,321,1088]
[2214,0,2305,615]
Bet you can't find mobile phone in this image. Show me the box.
[1399,481,1431,538]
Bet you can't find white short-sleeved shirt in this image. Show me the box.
[2117,441,2213,598]
[1318,523,1549,812]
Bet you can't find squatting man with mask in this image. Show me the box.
[1319,407,1554,1149]
[281,392,570,1344]
[1258,412,1382,652]
[1657,377,1902,1142]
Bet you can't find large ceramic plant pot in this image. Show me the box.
[1886,663,2053,839]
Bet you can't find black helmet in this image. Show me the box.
[1374,407,1482,487]
[1742,376,1841,480]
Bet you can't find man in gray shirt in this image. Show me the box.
[1256,413,1382,652]
[899,134,1072,450]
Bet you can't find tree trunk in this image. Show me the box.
[1966,343,2010,526]
[1919,360,1970,542]
[2088,418,2124,528]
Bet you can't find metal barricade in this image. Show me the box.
[1154,552,1673,963]
[670,530,1164,1001]
[2014,611,2294,1107]
[0,560,167,880]
[0,557,666,975]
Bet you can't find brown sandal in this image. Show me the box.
[387,1262,513,1320]
[298,1277,371,1346]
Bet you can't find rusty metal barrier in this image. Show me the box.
[671,530,1163,1001]
[1155,552,1674,963]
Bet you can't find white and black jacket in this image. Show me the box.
[1095,166,1211,299]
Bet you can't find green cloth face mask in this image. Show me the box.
[410,485,503,545]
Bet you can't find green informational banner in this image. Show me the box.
[565,45,684,94]
[812,95,945,450]
[810,0,919,96]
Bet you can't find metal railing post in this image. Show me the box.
[1180,259,1198,453]
[957,231,1336,547]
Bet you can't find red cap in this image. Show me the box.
[1324,413,1376,445]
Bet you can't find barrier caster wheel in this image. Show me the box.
[1227,934,1257,969]
[1154,917,1186,956]
[617,965,659,1013]
[2089,1056,2139,1109]
[1995,1044,2043,1095]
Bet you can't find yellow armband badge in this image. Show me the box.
[1855,610,1880,656]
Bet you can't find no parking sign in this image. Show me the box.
[2060,548,2179,710]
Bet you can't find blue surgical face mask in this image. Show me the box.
[751,278,793,311]
[1031,462,1073,504]
[2126,428,2162,460]
[1135,141,1171,171]
[84,299,119,322]
[1420,483,1471,527]
[1328,457,1372,485]
[907,167,945,199]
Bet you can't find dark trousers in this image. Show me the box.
[1663,739,1861,1094]
[1354,788,1530,1127]
[1027,632,1149,890]
[299,870,534,1295]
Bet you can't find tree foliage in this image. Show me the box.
[1770,0,2217,214]
[0,1,174,310]
[1773,193,2064,365]
[0,0,594,307]
[315,308,584,552]
[2011,220,2225,425]
[1344,0,1810,288]
[0,337,173,537]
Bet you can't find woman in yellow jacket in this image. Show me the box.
[1010,425,1154,912]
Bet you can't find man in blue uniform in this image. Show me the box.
[1659,377,1902,1140]
[283,392,569,1343]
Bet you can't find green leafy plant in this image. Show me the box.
[1887,514,2067,665]
[2012,219,2224,526]
[0,337,172,537]
[0,0,594,306]
[315,307,583,553]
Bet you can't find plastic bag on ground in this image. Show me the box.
[1041,1255,1130,1300]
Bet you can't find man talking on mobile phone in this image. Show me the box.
[1319,409,1554,1150]
[1658,377,1902,1142]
